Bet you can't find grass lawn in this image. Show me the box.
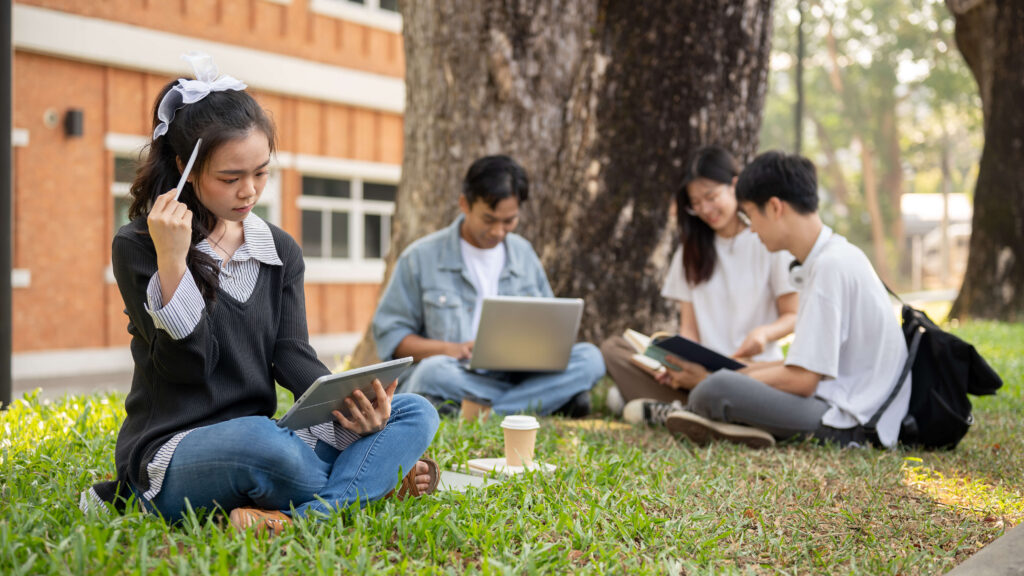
[1,321,1021,575]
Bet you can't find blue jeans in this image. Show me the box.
[141,394,439,522]
[401,343,605,415]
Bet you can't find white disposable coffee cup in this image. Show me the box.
[500,415,540,467]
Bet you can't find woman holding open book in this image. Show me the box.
[600,146,798,426]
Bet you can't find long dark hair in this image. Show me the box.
[129,81,277,301]
[675,146,740,285]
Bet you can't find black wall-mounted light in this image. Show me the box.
[64,108,84,138]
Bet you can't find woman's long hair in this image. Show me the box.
[129,81,277,302]
[675,146,741,286]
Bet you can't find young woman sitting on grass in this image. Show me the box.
[601,146,798,432]
[81,53,439,535]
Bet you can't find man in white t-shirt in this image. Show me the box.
[371,156,605,418]
[661,151,910,448]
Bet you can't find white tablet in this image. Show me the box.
[276,357,413,430]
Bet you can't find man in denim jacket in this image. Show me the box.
[371,156,605,417]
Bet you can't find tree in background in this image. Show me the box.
[946,0,1024,320]
[351,0,774,365]
[760,0,980,286]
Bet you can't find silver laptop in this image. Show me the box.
[467,296,584,372]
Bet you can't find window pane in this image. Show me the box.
[113,196,131,236]
[331,212,350,259]
[114,157,137,183]
[302,176,350,199]
[302,210,323,258]
[363,182,397,202]
[364,214,382,259]
[379,0,398,11]
[251,204,270,221]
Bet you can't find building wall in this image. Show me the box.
[17,0,404,79]
[11,2,401,354]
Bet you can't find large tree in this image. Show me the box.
[946,0,1024,320]
[352,0,774,365]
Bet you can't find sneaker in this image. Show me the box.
[604,386,624,417]
[665,410,775,448]
[554,390,591,419]
[229,508,292,536]
[622,398,685,426]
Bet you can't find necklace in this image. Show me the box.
[717,219,746,254]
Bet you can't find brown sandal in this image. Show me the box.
[228,507,292,536]
[388,457,440,500]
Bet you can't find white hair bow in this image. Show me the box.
[153,51,248,139]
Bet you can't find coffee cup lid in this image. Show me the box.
[500,415,540,430]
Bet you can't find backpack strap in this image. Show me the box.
[881,280,904,305]
[864,320,923,437]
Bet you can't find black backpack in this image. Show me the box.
[866,294,1003,450]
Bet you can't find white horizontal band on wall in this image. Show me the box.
[101,142,402,185]
[105,133,149,154]
[309,0,403,33]
[304,259,387,284]
[13,4,406,114]
[292,154,401,182]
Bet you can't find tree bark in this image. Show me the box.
[351,0,774,366]
[812,117,850,208]
[947,0,1024,321]
[881,104,904,275]
[858,138,890,283]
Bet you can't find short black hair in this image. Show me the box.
[735,151,819,215]
[462,155,529,209]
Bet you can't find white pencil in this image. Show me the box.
[173,138,202,202]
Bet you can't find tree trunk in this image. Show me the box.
[812,117,850,208]
[881,104,904,279]
[947,0,1024,321]
[351,0,774,366]
[859,139,890,282]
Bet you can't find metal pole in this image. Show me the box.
[1,0,13,410]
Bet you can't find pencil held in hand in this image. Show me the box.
[173,138,202,202]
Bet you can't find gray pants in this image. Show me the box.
[600,336,690,404]
[689,369,830,441]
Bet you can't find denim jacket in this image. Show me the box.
[372,215,553,360]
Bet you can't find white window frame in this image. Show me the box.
[291,154,400,283]
[11,129,30,288]
[103,133,283,283]
[309,0,402,33]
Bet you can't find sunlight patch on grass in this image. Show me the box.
[902,458,1024,528]
[558,419,633,432]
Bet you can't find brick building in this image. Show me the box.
[10,0,405,377]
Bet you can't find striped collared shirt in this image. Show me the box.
[122,215,358,504]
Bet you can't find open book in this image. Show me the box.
[623,329,668,377]
[623,329,745,376]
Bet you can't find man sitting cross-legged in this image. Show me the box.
[625,151,910,448]
[371,155,605,418]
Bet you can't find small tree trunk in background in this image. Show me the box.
[881,105,904,281]
[794,0,805,155]
[947,0,1024,320]
[812,117,851,209]
[351,0,774,366]
[940,129,953,286]
[859,140,890,283]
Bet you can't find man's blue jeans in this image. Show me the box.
[402,343,605,415]
[140,394,439,522]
